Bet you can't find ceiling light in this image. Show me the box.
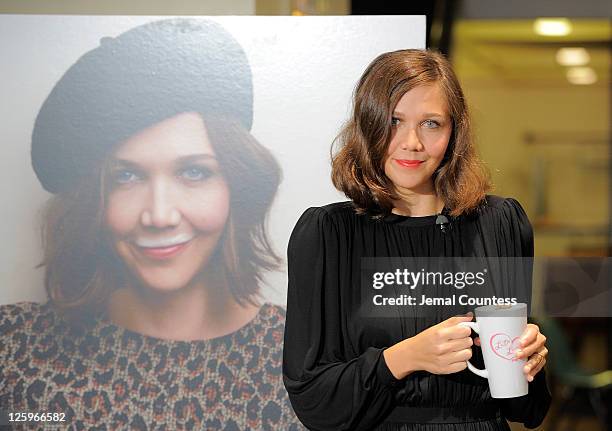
[556,48,590,66]
[534,18,572,36]
[566,67,597,85]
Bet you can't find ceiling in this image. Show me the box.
[452,19,610,88]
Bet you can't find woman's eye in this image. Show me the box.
[391,117,400,127]
[422,119,440,129]
[113,170,139,184]
[180,166,212,182]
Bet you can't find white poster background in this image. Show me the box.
[0,15,425,305]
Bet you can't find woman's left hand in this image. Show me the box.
[474,323,548,382]
[515,323,548,382]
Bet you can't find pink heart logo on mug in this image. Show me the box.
[489,333,521,361]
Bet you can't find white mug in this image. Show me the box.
[459,303,528,398]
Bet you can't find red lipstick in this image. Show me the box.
[395,159,424,168]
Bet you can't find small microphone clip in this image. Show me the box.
[435,213,450,233]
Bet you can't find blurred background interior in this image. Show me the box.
[1,0,610,429]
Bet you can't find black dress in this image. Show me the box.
[282,196,551,431]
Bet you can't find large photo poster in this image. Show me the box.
[0,15,424,429]
[1,15,425,304]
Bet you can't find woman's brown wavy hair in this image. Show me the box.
[331,49,490,217]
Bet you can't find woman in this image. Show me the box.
[0,19,303,430]
[283,50,551,430]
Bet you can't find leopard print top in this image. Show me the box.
[0,302,305,430]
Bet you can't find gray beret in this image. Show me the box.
[32,18,253,193]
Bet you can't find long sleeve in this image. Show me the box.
[282,207,402,431]
[495,198,552,428]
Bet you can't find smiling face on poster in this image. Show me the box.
[0,15,424,428]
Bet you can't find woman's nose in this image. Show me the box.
[140,181,181,228]
[399,127,425,152]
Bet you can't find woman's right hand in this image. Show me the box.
[383,313,474,379]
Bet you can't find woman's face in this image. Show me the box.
[384,83,453,195]
[105,112,230,293]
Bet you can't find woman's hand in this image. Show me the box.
[384,313,474,379]
[474,323,547,382]
[515,324,548,382]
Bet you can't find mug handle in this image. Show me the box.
[458,321,489,379]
